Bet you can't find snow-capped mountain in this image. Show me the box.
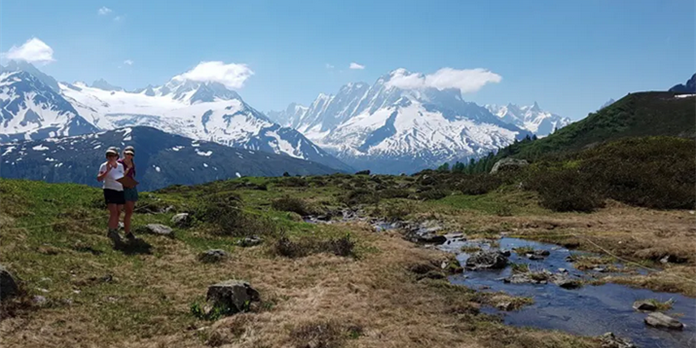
[484,102,571,136]
[268,69,531,174]
[266,103,308,129]
[0,65,98,142]
[0,126,341,191]
[0,62,351,172]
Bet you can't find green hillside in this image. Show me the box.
[469,92,695,172]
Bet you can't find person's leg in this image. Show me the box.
[108,204,119,230]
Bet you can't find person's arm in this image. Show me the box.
[97,163,111,182]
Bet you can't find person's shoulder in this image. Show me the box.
[99,161,107,168]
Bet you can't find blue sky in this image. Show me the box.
[1,0,694,119]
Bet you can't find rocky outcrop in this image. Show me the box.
[490,158,529,174]
[600,332,636,348]
[206,280,260,315]
[632,300,657,311]
[404,220,447,244]
[644,312,684,330]
[465,251,508,270]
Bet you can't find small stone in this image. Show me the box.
[32,295,47,306]
[644,312,683,330]
[593,266,607,273]
[0,265,19,301]
[237,236,263,247]
[632,300,657,311]
[171,213,191,227]
[198,249,229,263]
[558,268,567,273]
[145,224,174,237]
[496,302,514,311]
[600,332,636,348]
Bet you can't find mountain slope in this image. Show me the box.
[669,73,696,93]
[0,69,98,142]
[472,92,696,169]
[0,126,343,191]
[485,102,570,136]
[269,70,530,174]
[59,79,352,172]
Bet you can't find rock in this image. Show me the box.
[501,250,512,257]
[145,224,174,237]
[504,273,532,284]
[237,236,263,247]
[527,253,546,261]
[465,251,508,270]
[0,264,19,300]
[593,266,607,273]
[490,158,529,175]
[600,332,636,348]
[565,256,575,262]
[32,295,47,306]
[632,300,657,311]
[198,249,229,263]
[552,274,582,289]
[405,220,447,244]
[644,312,684,330]
[558,268,568,273]
[206,280,260,315]
[496,301,514,311]
[660,254,688,264]
[171,213,191,227]
[527,249,550,260]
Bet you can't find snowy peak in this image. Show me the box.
[0,69,98,142]
[486,102,570,136]
[91,78,123,91]
[2,60,60,92]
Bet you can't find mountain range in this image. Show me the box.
[0,126,340,191]
[669,73,696,93]
[0,62,351,172]
[266,69,571,173]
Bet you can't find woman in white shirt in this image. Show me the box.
[97,147,126,245]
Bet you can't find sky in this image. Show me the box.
[1,0,694,120]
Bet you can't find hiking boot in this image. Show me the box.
[107,229,122,244]
[125,232,136,242]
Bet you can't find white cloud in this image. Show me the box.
[98,7,112,15]
[349,62,365,70]
[4,38,55,64]
[113,16,123,21]
[325,63,334,69]
[385,67,502,93]
[123,59,134,65]
[174,61,254,89]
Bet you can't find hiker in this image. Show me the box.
[119,146,138,241]
[97,147,126,245]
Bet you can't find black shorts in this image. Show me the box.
[104,189,125,205]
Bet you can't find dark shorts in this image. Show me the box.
[104,189,125,205]
[124,187,139,202]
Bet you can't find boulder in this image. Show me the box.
[644,312,684,330]
[198,249,229,263]
[600,332,636,348]
[0,264,19,300]
[465,251,508,270]
[490,158,529,175]
[237,236,263,247]
[552,274,582,289]
[633,300,657,311]
[144,224,174,237]
[405,220,447,244]
[206,280,260,315]
[171,213,191,227]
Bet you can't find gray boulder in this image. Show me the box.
[633,300,657,311]
[644,312,684,330]
[198,249,229,263]
[0,265,19,300]
[490,158,529,175]
[206,280,260,315]
[465,251,508,270]
[171,213,191,227]
[145,224,174,237]
[551,273,582,289]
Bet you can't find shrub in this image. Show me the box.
[526,168,603,212]
[458,174,504,195]
[417,189,449,201]
[342,189,379,206]
[274,234,355,258]
[275,177,308,187]
[271,196,309,216]
[194,193,277,237]
[379,188,411,199]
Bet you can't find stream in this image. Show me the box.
[305,215,696,347]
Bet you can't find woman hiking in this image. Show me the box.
[97,147,126,245]
[119,146,138,241]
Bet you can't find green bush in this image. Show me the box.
[527,168,603,212]
[342,189,379,206]
[271,196,310,216]
[193,193,276,237]
[458,174,504,195]
[274,234,355,258]
[379,188,410,199]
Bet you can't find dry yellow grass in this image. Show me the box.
[0,222,597,348]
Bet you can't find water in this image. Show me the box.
[446,238,696,348]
